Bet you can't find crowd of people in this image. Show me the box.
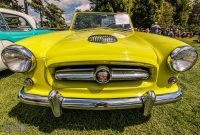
[135,22,200,42]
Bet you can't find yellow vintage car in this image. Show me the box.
[1,12,198,118]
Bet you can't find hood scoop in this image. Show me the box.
[88,34,118,43]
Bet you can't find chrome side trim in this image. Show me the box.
[18,87,182,117]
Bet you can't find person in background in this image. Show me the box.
[146,28,150,33]
[182,32,187,38]
[151,22,161,34]
[189,31,193,38]
[175,29,181,38]
[134,28,138,31]
[166,29,170,36]
[169,29,174,37]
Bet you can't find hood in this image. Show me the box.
[44,29,158,66]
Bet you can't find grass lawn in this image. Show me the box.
[0,38,199,135]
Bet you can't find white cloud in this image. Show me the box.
[65,20,71,25]
[47,0,90,9]
[75,3,90,11]
[18,0,90,9]
[17,0,32,6]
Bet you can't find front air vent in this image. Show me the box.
[88,34,117,43]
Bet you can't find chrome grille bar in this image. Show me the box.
[111,68,149,80]
[55,67,149,81]
[55,68,95,80]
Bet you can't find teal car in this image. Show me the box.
[0,8,54,42]
[0,8,54,71]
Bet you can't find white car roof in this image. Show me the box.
[0,8,37,29]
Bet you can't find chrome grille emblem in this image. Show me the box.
[94,66,111,84]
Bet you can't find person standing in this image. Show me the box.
[151,22,161,34]
[146,28,150,33]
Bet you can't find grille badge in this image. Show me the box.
[94,66,111,84]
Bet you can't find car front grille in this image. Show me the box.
[54,65,150,82]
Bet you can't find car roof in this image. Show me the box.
[0,8,37,29]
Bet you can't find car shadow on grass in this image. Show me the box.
[0,70,13,79]
[9,103,150,133]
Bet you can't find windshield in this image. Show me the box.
[72,13,132,31]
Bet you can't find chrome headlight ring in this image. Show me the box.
[1,45,36,73]
[167,46,198,72]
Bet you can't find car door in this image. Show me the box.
[0,12,35,42]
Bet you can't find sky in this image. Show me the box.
[18,0,91,25]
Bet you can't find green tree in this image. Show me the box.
[43,1,66,28]
[188,0,200,33]
[90,0,134,14]
[0,0,23,11]
[131,0,163,28]
[168,0,191,27]
[159,1,174,28]
[28,0,44,27]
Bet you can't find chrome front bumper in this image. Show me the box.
[18,87,182,117]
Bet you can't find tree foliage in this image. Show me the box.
[28,0,43,13]
[43,1,66,28]
[168,0,191,27]
[131,0,163,28]
[188,0,200,32]
[90,0,134,14]
[28,0,66,28]
[159,1,174,28]
[0,0,23,11]
[28,0,44,27]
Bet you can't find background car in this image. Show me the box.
[0,8,54,71]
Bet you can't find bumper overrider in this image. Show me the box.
[18,87,182,117]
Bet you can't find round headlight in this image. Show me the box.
[168,46,198,72]
[1,45,36,73]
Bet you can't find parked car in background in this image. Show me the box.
[0,8,54,71]
[1,12,198,118]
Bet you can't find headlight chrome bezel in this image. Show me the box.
[1,45,36,73]
[167,46,198,72]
